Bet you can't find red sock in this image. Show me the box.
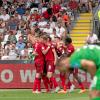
[60,73,67,91]
[67,81,72,89]
[33,78,38,91]
[42,76,49,92]
[37,78,41,92]
[50,77,58,88]
[79,83,85,90]
[49,79,53,89]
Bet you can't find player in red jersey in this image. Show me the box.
[32,34,45,93]
[54,36,67,93]
[42,35,60,93]
[65,37,86,93]
[58,37,86,93]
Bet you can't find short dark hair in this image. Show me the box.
[65,37,72,44]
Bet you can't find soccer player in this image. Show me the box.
[42,35,60,92]
[65,37,86,93]
[55,36,67,93]
[57,45,100,100]
[32,34,45,93]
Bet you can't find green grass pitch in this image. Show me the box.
[0,89,89,100]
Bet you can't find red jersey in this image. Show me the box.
[66,43,75,56]
[43,11,52,19]
[44,43,55,61]
[34,42,45,62]
[30,14,41,21]
[56,46,65,57]
[68,1,78,10]
[53,4,61,14]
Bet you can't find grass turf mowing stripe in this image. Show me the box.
[0,90,89,100]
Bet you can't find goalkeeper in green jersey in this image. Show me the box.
[56,45,100,100]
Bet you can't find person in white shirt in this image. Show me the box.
[0,10,10,21]
[38,17,47,28]
[8,43,18,60]
[86,32,98,44]
[43,24,53,35]
[1,32,9,48]
[55,23,66,38]
[1,42,18,60]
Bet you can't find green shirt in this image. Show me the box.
[70,45,100,69]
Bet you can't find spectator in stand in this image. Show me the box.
[68,0,78,19]
[16,4,26,16]
[8,31,17,43]
[55,23,66,39]
[20,42,33,60]
[20,45,29,60]
[86,32,98,44]
[29,10,41,27]
[79,0,93,12]
[26,42,33,55]
[1,41,10,60]
[22,10,30,22]
[49,28,56,40]
[30,0,41,9]
[16,36,26,55]
[18,20,27,32]
[42,0,50,3]
[8,42,18,60]
[49,16,57,29]
[1,42,18,60]
[7,16,18,33]
[62,11,71,34]
[0,19,6,33]
[52,1,61,14]
[43,23,53,35]
[0,10,10,21]
[43,7,53,20]
[38,17,47,29]
[88,0,93,13]
[14,12,21,20]
[1,30,9,48]
[30,10,41,21]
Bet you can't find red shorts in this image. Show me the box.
[34,61,44,73]
[46,60,55,73]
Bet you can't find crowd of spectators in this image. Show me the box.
[0,0,98,60]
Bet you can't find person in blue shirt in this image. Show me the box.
[16,5,25,16]
[16,36,26,52]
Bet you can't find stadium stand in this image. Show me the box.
[0,0,98,60]
[71,13,93,48]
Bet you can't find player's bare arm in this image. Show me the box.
[81,60,97,79]
[42,46,50,55]
[32,51,38,56]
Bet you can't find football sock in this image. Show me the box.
[37,78,41,92]
[33,78,38,91]
[67,81,72,89]
[42,76,49,92]
[50,77,58,88]
[79,82,85,90]
[60,73,67,91]
[49,79,53,89]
